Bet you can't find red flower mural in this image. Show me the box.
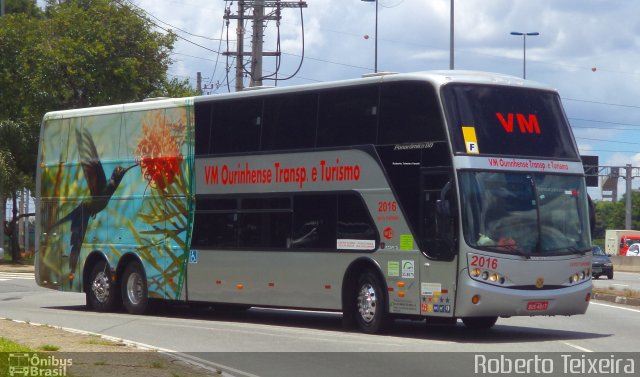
[136,114,186,190]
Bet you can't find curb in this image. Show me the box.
[0,264,35,273]
[592,292,640,307]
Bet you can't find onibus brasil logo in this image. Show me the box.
[6,353,72,377]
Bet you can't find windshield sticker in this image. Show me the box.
[399,234,414,250]
[462,126,479,154]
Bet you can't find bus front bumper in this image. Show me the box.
[454,277,592,318]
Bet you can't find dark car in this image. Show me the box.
[592,245,613,279]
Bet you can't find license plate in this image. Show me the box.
[527,301,549,311]
[592,268,602,273]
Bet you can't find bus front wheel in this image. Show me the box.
[86,260,120,312]
[462,316,498,330]
[353,271,391,334]
[121,263,149,315]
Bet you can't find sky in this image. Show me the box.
[39,0,640,201]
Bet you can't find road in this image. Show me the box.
[593,270,640,292]
[2,271,640,376]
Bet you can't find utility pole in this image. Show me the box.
[196,72,202,95]
[250,1,265,87]
[625,164,633,229]
[223,1,307,91]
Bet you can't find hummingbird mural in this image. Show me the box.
[52,128,137,274]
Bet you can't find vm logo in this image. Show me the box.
[496,113,541,134]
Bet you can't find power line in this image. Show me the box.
[563,97,640,109]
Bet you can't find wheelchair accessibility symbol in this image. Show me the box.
[189,250,198,264]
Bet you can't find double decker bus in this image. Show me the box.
[35,71,592,333]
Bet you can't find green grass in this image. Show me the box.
[593,287,640,299]
[38,344,60,351]
[0,337,33,352]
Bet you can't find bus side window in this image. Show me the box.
[421,171,457,260]
[291,195,336,250]
[317,85,378,147]
[210,99,263,154]
[262,93,318,151]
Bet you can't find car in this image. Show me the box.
[626,243,640,256]
[592,245,613,279]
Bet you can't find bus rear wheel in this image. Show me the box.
[462,316,498,330]
[353,271,391,334]
[121,262,149,315]
[86,260,120,312]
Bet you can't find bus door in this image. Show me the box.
[419,168,458,317]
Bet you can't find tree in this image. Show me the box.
[0,120,36,262]
[0,0,184,261]
[151,77,198,98]
[37,0,178,109]
[3,0,43,17]
[593,191,640,241]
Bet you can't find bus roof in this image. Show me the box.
[42,70,557,121]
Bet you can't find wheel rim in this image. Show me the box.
[91,272,111,304]
[126,272,144,305]
[357,282,377,323]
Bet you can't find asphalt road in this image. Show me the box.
[2,271,640,377]
[592,270,640,292]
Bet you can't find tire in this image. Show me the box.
[607,272,614,280]
[353,270,391,334]
[121,262,149,315]
[86,260,120,312]
[462,316,498,330]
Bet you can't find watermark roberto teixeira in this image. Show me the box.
[474,354,636,375]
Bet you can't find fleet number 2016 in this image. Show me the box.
[470,255,499,270]
[378,201,397,212]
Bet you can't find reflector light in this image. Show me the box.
[472,295,480,304]
[398,292,406,298]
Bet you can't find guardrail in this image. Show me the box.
[610,256,640,273]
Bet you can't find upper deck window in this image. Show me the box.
[442,84,578,159]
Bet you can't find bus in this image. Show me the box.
[35,71,593,333]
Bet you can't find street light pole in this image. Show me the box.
[361,0,378,73]
[450,0,454,69]
[510,31,539,79]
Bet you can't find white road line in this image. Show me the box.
[562,342,593,352]
[591,301,640,313]
[610,283,629,287]
[0,273,35,280]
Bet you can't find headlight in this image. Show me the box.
[604,262,613,267]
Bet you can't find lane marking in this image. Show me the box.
[562,342,593,352]
[591,301,640,313]
[0,272,35,280]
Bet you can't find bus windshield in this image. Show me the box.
[442,84,579,159]
[459,172,591,256]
